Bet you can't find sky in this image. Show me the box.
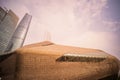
[0,0,120,59]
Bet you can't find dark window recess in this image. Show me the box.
[56,54,106,62]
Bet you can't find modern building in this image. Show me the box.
[5,13,32,52]
[0,7,32,55]
[0,7,32,80]
[0,7,19,55]
[0,6,119,80]
[0,41,119,80]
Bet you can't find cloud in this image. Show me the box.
[22,0,108,44]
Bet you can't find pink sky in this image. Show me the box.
[0,0,120,59]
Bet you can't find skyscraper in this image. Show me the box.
[0,7,19,55]
[5,13,32,52]
[0,7,32,55]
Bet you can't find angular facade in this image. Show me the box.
[0,7,19,55]
[0,41,119,80]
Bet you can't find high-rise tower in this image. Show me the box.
[5,13,32,52]
[0,7,32,55]
[0,7,19,55]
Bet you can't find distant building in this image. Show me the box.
[0,7,19,55]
